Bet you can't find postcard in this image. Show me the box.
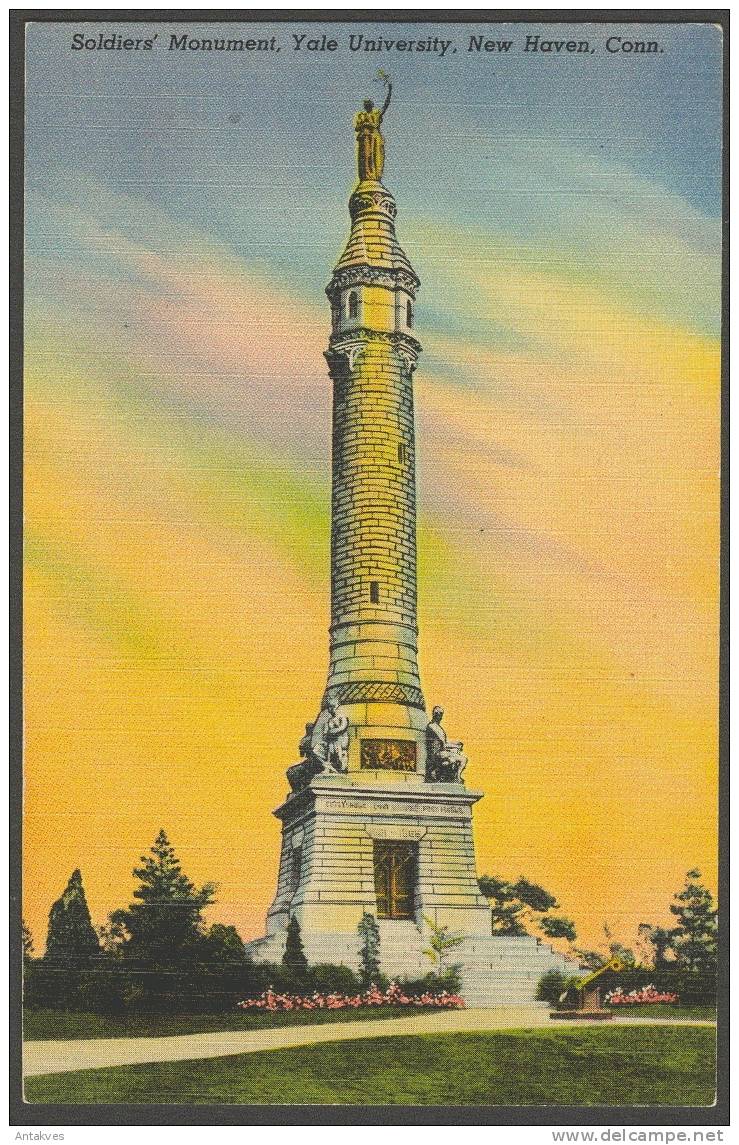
[13,10,726,1127]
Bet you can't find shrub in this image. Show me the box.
[308,963,362,994]
[283,916,308,974]
[605,985,679,1006]
[357,913,381,988]
[536,968,569,1004]
[395,969,462,997]
[23,959,75,1010]
[75,968,129,1015]
[237,982,465,1013]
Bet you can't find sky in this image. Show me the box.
[23,19,722,956]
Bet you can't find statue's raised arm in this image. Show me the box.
[379,77,392,120]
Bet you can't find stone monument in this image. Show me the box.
[246,82,579,1003]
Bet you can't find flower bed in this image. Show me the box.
[237,982,464,1012]
[605,985,679,1006]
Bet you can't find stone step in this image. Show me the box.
[248,926,579,1007]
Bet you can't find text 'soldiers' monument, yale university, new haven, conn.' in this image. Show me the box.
[246,84,577,1004]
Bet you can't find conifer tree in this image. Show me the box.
[539,915,577,944]
[283,915,308,973]
[669,869,717,974]
[357,912,381,987]
[111,829,215,965]
[478,874,561,937]
[45,869,99,962]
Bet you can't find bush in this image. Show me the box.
[24,957,270,1016]
[123,962,264,1014]
[536,968,569,1004]
[596,967,716,1007]
[23,959,75,1010]
[75,968,129,1015]
[308,964,362,994]
[533,965,717,1010]
[395,969,462,997]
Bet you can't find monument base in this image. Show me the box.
[245,774,581,1006]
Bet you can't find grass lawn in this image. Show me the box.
[605,1004,716,1021]
[25,1026,716,1107]
[26,1001,716,1043]
[24,1006,438,1042]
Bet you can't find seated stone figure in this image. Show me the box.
[285,701,349,794]
[425,706,467,783]
[286,722,322,794]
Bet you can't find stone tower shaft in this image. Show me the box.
[324,179,425,721]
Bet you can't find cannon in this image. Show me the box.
[550,954,626,1020]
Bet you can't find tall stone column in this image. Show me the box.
[323,181,427,771]
[245,90,583,1004]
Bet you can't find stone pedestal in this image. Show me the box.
[245,773,581,1003]
[246,774,489,969]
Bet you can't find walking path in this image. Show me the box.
[24,1008,716,1078]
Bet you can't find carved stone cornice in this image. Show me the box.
[326,264,420,301]
[325,328,422,378]
[323,680,426,710]
[349,187,397,222]
[325,341,365,374]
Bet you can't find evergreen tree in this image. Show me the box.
[22,920,34,962]
[357,912,381,987]
[478,874,564,938]
[111,829,215,965]
[97,917,127,957]
[515,878,558,914]
[45,869,99,962]
[637,922,674,968]
[283,916,308,973]
[669,869,717,973]
[200,923,247,963]
[540,915,577,943]
[478,876,527,935]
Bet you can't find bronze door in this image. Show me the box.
[373,841,416,919]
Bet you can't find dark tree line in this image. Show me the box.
[477,867,717,980]
[24,836,717,1015]
[24,830,264,1014]
[23,830,458,1015]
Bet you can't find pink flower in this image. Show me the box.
[235,984,465,1014]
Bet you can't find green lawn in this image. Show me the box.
[24,1005,435,1042]
[26,1001,716,1043]
[605,1004,716,1021]
[25,1026,716,1107]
